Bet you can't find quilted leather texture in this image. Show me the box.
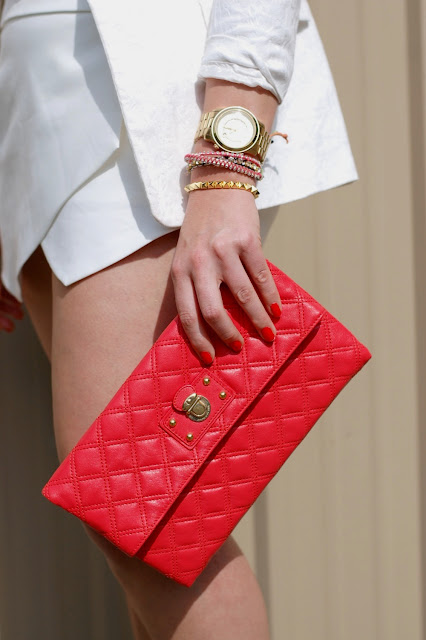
[42,260,371,587]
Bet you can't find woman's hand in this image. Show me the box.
[0,281,24,332]
[171,187,282,364]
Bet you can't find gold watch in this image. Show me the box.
[194,106,271,163]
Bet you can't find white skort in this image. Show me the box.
[0,3,278,302]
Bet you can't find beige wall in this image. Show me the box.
[0,0,425,638]
[240,0,424,637]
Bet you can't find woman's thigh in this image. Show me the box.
[50,228,180,460]
[48,229,259,608]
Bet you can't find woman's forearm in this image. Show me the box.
[190,78,279,185]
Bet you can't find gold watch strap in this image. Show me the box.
[194,109,218,141]
[194,109,271,163]
[256,130,271,163]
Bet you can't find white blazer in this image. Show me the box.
[85,0,359,228]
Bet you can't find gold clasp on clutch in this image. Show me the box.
[182,392,211,422]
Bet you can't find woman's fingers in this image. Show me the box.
[171,263,219,364]
[208,250,278,343]
[0,297,24,319]
[172,250,281,364]
[1,283,17,300]
[0,282,22,304]
[0,314,14,332]
[0,282,24,332]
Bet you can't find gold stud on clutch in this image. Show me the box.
[203,377,210,386]
[169,418,176,427]
[186,433,194,442]
[219,390,227,399]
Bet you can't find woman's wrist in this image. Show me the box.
[202,79,278,132]
[187,78,279,186]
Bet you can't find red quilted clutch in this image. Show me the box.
[41,259,371,587]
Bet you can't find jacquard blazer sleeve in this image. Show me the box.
[198,0,301,103]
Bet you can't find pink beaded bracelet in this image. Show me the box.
[184,150,262,168]
[185,150,263,179]
[185,154,261,172]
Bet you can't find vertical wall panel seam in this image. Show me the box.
[405,1,426,637]
[358,2,381,637]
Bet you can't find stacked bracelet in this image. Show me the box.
[184,151,263,180]
[184,180,260,199]
[185,150,262,168]
[182,131,288,199]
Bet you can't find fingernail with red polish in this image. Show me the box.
[261,327,275,342]
[0,318,13,332]
[230,340,243,353]
[200,351,213,364]
[270,303,281,317]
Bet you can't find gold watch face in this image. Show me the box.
[211,106,260,152]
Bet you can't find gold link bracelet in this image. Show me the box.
[184,180,260,199]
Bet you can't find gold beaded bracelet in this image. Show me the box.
[184,180,260,199]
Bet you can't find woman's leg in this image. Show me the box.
[22,232,271,640]
[20,245,151,640]
[125,592,152,640]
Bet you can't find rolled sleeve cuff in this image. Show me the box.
[197,59,285,103]
[196,1,301,104]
